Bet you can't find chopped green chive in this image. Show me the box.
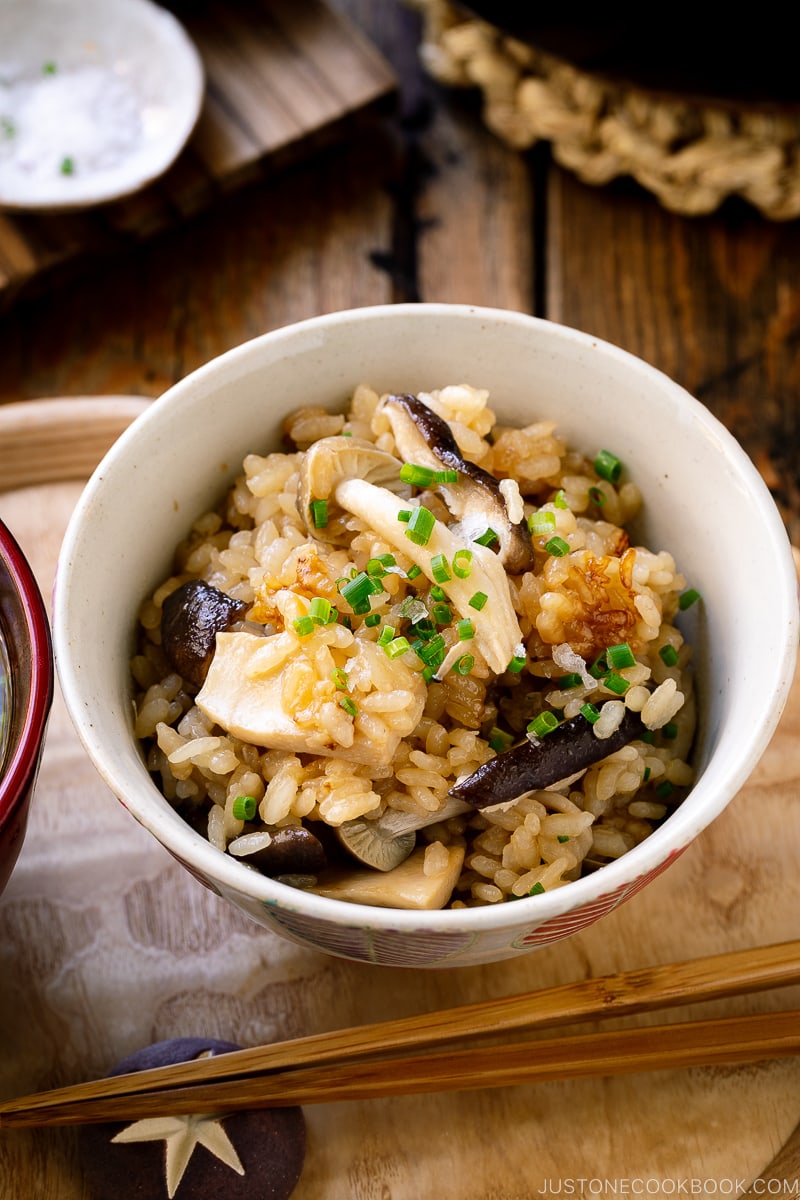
[529,882,546,896]
[377,624,395,646]
[469,591,488,611]
[232,794,257,821]
[421,665,436,682]
[557,834,570,843]
[434,468,459,483]
[366,557,387,578]
[594,449,623,483]
[603,671,630,695]
[406,563,422,580]
[558,673,583,690]
[580,702,601,724]
[474,527,499,548]
[364,611,381,627]
[659,644,680,667]
[643,767,651,782]
[404,506,435,546]
[656,780,674,799]
[679,588,701,610]
[309,498,328,528]
[553,490,569,510]
[433,602,452,625]
[293,616,315,637]
[527,711,560,738]
[453,654,474,675]
[488,727,514,752]
[588,486,606,507]
[400,462,436,487]
[545,535,570,557]
[588,654,608,679]
[417,634,446,667]
[339,695,359,717]
[397,509,412,523]
[640,730,655,744]
[430,584,447,602]
[42,61,57,74]
[457,618,475,641]
[507,653,526,673]
[326,606,339,624]
[385,636,411,659]
[331,668,349,690]
[662,722,678,739]
[341,429,352,437]
[309,597,332,624]
[528,510,556,537]
[431,553,451,583]
[452,548,473,578]
[607,642,636,669]
[60,156,75,176]
[340,572,382,612]
[1,117,14,138]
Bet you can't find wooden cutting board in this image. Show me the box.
[0,0,396,309]
[1,398,800,1198]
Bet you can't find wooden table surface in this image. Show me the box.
[2,3,800,1197]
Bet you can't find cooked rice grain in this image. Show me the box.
[133,383,696,908]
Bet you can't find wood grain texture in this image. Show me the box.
[544,170,800,545]
[0,0,396,307]
[0,0,799,1190]
[0,401,798,1195]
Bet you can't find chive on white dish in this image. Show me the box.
[0,0,204,211]
[53,305,799,968]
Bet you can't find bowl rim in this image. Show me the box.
[54,303,800,933]
[0,516,54,828]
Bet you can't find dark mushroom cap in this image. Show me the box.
[243,826,327,878]
[80,1038,306,1200]
[161,579,248,687]
[450,707,645,808]
[381,393,535,574]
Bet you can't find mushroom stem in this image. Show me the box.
[380,393,534,573]
[334,477,523,674]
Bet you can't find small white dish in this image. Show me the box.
[0,0,204,211]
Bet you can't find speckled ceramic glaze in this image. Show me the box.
[0,518,53,896]
[53,305,799,967]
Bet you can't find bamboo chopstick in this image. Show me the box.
[3,1009,800,1128]
[2,939,800,1129]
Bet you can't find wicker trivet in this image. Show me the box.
[411,0,800,219]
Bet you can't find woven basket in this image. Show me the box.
[411,0,800,220]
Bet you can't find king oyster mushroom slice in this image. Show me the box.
[334,478,523,675]
[296,435,405,542]
[379,393,535,574]
[312,844,465,910]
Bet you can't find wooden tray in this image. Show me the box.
[1,398,800,1197]
[0,0,397,309]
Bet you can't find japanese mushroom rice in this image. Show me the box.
[132,384,696,910]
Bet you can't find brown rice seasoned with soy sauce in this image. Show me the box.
[132,384,696,910]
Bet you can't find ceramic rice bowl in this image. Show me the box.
[53,305,799,967]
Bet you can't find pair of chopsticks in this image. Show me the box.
[2,939,800,1129]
